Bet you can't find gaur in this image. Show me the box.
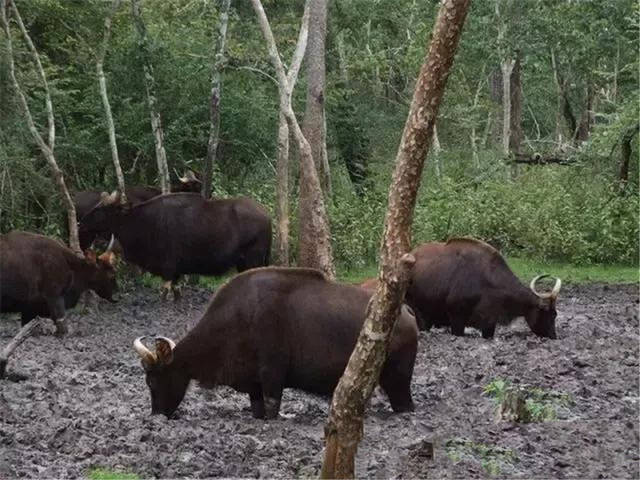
[0,231,118,335]
[406,238,562,339]
[133,267,418,419]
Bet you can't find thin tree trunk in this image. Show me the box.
[509,53,522,154]
[275,110,290,265]
[202,0,231,199]
[251,0,334,278]
[1,0,82,256]
[574,85,593,143]
[550,49,565,147]
[97,0,127,203]
[302,0,331,197]
[501,58,514,157]
[131,0,170,194]
[619,123,639,186]
[470,72,485,169]
[273,0,310,266]
[320,1,470,477]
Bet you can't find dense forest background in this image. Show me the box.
[1,0,638,267]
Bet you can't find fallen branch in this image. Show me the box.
[509,152,576,166]
[0,318,42,379]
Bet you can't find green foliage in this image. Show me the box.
[483,379,574,423]
[446,438,518,476]
[86,468,138,480]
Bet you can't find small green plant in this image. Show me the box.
[483,379,574,423]
[446,438,518,476]
[87,468,139,480]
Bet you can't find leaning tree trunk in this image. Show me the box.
[131,0,170,194]
[302,0,331,197]
[273,1,310,266]
[202,0,231,199]
[1,0,82,256]
[251,0,335,278]
[97,0,127,203]
[320,0,470,477]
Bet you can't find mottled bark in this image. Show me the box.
[131,0,170,194]
[320,0,471,477]
[509,54,522,154]
[251,0,335,278]
[302,0,330,197]
[274,1,309,266]
[202,0,231,199]
[97,0,127,203]
[432,123,441,179]
[1,0,82,256]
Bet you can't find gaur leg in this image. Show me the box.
[237,240,270,272]
[449,316,466,336]
[482,324,496,339]
[171,277,182,302]
[249,387,266,419]
[258,367,284,419]
[47,297,67,336]
[379,351,416,413]
[20,311,36,327]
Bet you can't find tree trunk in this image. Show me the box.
[274,110,290,265]
[574,85,593,143]
[202,0,231,199]
[501,58,514,157]
[509,53,522,154]
[250,0,335,278]
[619,123,639,186]
[1,0,82,256]
[272,0,309,266]
[97,0,127,203]
[131,0,170,194]
[320,0,470,477]
[302,0,331,197]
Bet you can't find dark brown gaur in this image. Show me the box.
[133,267,418,419]
[0,231,118,335]
[80,190,271,299]
[405,238,562,339]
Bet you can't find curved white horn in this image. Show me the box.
[106,234,115,252]
[133,336,157,365]
[550,277,562,299]
[186,170,197,181]
[530,274,549,296]
[155,336,176,350]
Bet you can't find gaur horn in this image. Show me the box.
[178,169,197,183]
[133,336,157,365]
[100,190,119,206]
[155,336,176,350]
[530,275,562,300]
[106,234,115,252]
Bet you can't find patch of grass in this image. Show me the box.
[446,438,518,476]
[87,468,139,480]
[483,378,574,423]
[337,257,638,285]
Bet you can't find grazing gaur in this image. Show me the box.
[0,231,118,335]
[74,170,202,250]
[80,191,271,299]
[406,238,562,339]
[133,267,418,419]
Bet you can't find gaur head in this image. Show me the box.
[84,235,119,302]
[79,191,128,235]
[526,275,562,339]
[134,336,189,418]
[175,170,202,193]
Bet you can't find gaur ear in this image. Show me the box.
[155,337,175,365]
[98,251,117,268]
[84,250,97,264]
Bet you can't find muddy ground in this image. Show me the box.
[1,282,638,479]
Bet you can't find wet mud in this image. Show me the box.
[1,283,638,478]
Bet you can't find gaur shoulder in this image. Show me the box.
[446,237,501,256]
[213,266,327,298]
